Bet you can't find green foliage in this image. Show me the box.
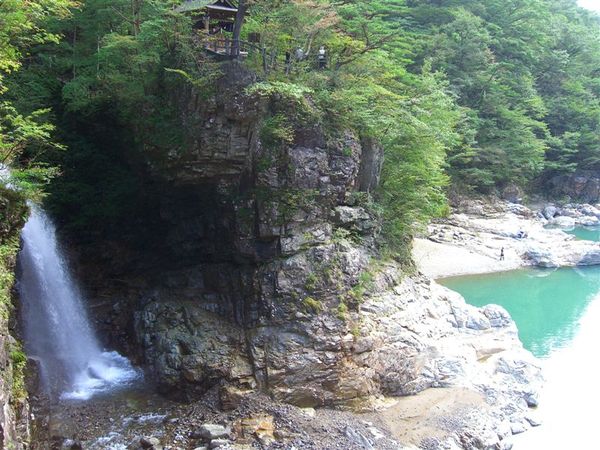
[345,269,376,307]
[0,189,28,404]
[244,1,462,254]
[260,114,295,149]
[0,0,74,195]
[0,237,20,322]
[247,81,313,102]
[9,347,27,401]
[0,103,63,197]
[331,227,352,243]
[255,188,320,226]
[304,272,318,292]
[0,0,73,93]
[6,0,209,233]
[336,301,348,321]
[302,296,323,314]
[8,0,600,263]
[409,0,600,190]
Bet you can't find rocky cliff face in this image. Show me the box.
[0,187,30,449]
[76,63,385,406]
[547,170,600,203]
[66,63,541,448]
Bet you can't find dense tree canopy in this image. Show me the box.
[407,0,600,192]
[4,0,600,256]
[0,0,74,194]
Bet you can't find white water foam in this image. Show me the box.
[515,290,600,448]
[61,351,141,400]
[18,206,140,400]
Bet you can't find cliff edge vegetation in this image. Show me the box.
[6,0,600,262]
[0,1,599,448]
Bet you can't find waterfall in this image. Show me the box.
[18,206,140,400]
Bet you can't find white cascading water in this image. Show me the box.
[18,206,140,400]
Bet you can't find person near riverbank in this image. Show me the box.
[500,247,505,260]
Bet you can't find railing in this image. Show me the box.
[201,37,268,73]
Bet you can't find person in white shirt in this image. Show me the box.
[318,46,326,69]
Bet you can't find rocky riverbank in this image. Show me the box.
[413,198,600,278]
[44,272,543,450]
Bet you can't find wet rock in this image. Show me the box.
[483,305,513,328]
[238,415,275,446]
[140,436,162,449]
[219,385,253,411]
[209,439,231,449]
[579,215,599,226]
[197,424,229,440]
[502,184,523,204]
[25,356,44,396]
[300,407,316,418]
[548,216,576,229]
[70,77,545,449]
[542,205,558,220]
[344,426,374,449]
[580,204,600,217]
[524,248,558,267]
[523,391,539,407]
[61,440,83,450]
[332,206,376,233]
[465,312,491,330]
[510,421,528,435]
[525,415,542,427]
[548,171,600,203]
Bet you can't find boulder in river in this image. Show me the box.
[542,205,558,220]
[548,215,576,229]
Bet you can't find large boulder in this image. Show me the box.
[542,205,558,220]
[548,216,576,229]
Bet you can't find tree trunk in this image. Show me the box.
[131,0,142,36]
[231,0,247,57]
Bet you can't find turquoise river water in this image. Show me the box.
[440,226,600,449]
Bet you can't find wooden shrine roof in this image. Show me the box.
[176,0,238,15]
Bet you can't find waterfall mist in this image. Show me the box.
[18,206,140,400]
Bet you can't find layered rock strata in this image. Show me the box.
[66,63,541,449]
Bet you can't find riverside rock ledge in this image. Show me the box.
[414,199,600,278]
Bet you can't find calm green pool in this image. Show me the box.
[566,225,600,241]
[440,267,600,358]
[441,227,600,447]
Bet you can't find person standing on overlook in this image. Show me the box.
[285,50,292,74]
[318,45,327,69]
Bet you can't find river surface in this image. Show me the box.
[440,226,600,448]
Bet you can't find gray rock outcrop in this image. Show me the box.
[416,199,600,276]
[547,170,600,203]
[66,64,542,449]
